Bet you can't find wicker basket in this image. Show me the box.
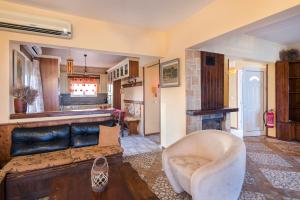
[91,156,109,192]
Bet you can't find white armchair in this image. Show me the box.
[162,130,246,200]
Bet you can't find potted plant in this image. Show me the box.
[279,49,299,61]
[12,86,38,113]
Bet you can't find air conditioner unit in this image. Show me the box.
[0,10,72,39]
[23,45,42,57]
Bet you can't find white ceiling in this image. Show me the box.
[41,46,160,68]
[42,47,126,68]
[247,14,300,45]
[7,0,213,30]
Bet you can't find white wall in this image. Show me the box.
[0,1,166,124]
[160,0,299,147]
[199,34,285,138]
[199,34,284,62]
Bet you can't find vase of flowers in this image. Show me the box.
[12,86,38,113]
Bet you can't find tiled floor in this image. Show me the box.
[124,136,300,200]
[120,134,161,156]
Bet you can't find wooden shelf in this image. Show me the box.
[289,91,300,94]
[186,107,238,116]
[288,77,300,79]
[122,81,143,88]
[10,109,113,119]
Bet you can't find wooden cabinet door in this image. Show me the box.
[39,58,59,111]
[276,122,294,141]
[129,61,139,78]
[294,123,300,141]
[201,51,224,110]
[113,80,121,109]
[275,61,289,122]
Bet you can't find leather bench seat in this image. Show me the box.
[3,146,124,174]
[2,119,121,175]
[3,149,73,173]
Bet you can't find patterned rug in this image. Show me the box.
[124,137,300,200]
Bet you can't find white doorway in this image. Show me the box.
[144,64,160,136]
[241,69,266,136]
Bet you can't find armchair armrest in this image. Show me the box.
[190,143,246,200]
[162,133,200,193]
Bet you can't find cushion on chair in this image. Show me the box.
[169,156,211,194]
[11,125,70,156]
[4,149,73,173]
[71,120,116,148]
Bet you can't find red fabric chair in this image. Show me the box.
[112,109,126,137]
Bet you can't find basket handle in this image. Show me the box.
[92,156,108,169]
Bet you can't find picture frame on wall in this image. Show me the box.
[13,49,26,87]
[160,58,180,88]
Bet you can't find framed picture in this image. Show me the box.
[13,50,26,87]
[160,58,180,88]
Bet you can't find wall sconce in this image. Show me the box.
[229,68,237,75]
[152,85,158,97]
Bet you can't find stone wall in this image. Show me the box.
[185,49,202,133]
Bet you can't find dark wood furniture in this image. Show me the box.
[6,161,158,200]
[93,162,158,200]
[39,57,60,112]
[113,80,121,109]
[201,51,224,110]
[5,154,123,200]
[126,119,140,135]
[276,61,300,141]
[128,60,139,78]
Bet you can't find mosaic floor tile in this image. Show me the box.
[244,170,255,185]
[247,152,292,167]
[151,176,191,200]
[124,136,300,199]
[245,142,272,152]
[239,191,266,200]
[294,156,300,164]
[260,168,300,191]
[124,152,157,169]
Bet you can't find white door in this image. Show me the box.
[144,64,160,135]
[242,70,265,136]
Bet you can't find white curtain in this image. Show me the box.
[27,59,44,113]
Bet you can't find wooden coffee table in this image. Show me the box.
[92,162,159,200]
[33,161,159,200]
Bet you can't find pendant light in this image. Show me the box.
[84,54,87,75]
[66,48,73,74]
